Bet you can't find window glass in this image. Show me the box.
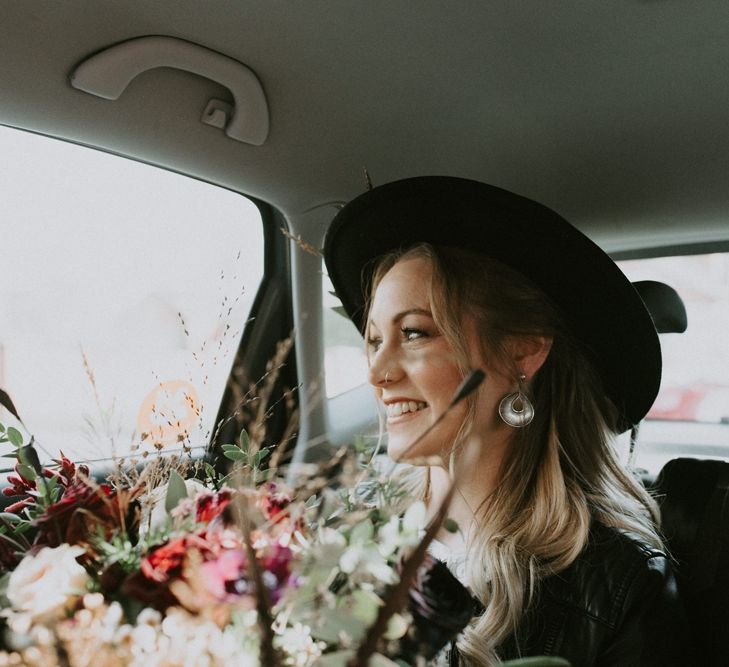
[618,252,729,425]
[0,126,264,464]
[322,264,367,397]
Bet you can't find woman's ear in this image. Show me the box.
[510,336,553,379]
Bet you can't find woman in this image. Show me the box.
[323,177,687,666]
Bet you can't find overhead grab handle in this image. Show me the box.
[70,36,269,145]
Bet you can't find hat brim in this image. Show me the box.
[323,176,661,430]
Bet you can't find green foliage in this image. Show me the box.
[220,428,271,473]
[165,469,188,512]
[443,518,459,533]
[6,427,23,448]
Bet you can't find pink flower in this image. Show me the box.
[200,549,246,600]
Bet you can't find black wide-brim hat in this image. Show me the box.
[323,176,661,430]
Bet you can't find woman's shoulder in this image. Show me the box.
[543,522,673,630]
[502,523,688,665]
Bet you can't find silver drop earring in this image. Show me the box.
[498,374,534,428]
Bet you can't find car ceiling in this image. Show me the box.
[3,1,729,252]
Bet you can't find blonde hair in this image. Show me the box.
[367,243,662,666]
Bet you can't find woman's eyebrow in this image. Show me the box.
[368,307,433,332]
[391,307,432,324]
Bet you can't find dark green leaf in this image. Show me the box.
[0,389,21,423]
[12,522,33,535]
[6,427,23,448]
[443,518,459,533]
[165,470,188,512]
[19,445,42,474]
[0,423,5,433]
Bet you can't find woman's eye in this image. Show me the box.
[367,336,382,351]
[402,327,426,341]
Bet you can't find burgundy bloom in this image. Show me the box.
[195,489,232,524]
[141,533,214,583]
[261,483,293,524]
[33,477,118,548]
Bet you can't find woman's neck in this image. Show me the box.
[426,430,511,549]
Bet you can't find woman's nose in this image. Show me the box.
[368,349,401,388]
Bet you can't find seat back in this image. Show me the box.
[653,457,729,664]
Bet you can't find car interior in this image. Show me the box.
[2,2,729,662]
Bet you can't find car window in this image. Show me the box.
[618,252,729,425]
[617,252,729,471]
[0,126,263,464]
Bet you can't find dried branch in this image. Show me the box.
[279,227,322,257]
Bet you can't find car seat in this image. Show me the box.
[652,458,729,664]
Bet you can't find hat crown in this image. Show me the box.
[324,176,661,430]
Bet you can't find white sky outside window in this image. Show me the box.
[0,126,263,465]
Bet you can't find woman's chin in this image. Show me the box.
[386,436,441,465]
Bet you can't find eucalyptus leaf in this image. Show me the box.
[165,470,188,512]
[0,513,22,524]
[307,607,366,644]
[223,449,247,462]
[252,448,270,468]
[350,588,381,625]
[350,519,374,545]
[384,612,409,640]
[239,429,250,452]
[16,463,35,481]
[6,427,23,448]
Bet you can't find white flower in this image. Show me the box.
[141,477,206,535]
[6,544,89,623]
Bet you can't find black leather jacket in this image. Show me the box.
[452,523,689,666]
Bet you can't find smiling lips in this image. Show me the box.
[385,400,428,418]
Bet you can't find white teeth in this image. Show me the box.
[386,401,427,418]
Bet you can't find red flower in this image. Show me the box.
[33,477,119,548]
[126,531,220,610]
[2,455,91,517]
[261,483,293,524]
[195,490,232,524]
[141,533,214,583]
[3,466,37,498]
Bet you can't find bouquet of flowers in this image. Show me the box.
[0,397,478,667]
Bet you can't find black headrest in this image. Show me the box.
[633,280,688,334]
